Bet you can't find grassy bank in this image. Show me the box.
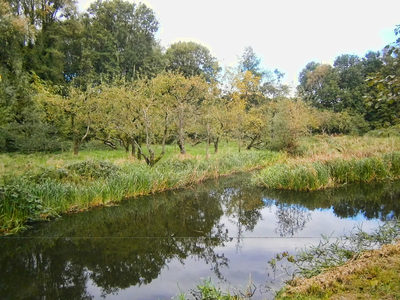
[253,152,400,191]
[253,135,400,191]
[2,135,400,234]
[0,146,281,234]
[274,221,400,300]
[276,242,400,299]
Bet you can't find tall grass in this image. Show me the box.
[0,150,281,234]
[253,152,400,191]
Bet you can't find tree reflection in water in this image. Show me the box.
[0,182,233,299]
[274,204,312,237]
[215,180,266,252]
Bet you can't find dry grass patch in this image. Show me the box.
[297,135,400,163]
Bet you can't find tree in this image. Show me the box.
[238,46,289,101]
[199,96,229,154]
[165,41,221,82]
[333,54,367,114]
[89,81,141,153]
[238,46,263,78]
[133,75,173,165]
[0,0,44,152]
[82,0,160,81]
[298,63,342,111]
[265,98,314,153]
[164,72,210,154]
[364,26,400,128]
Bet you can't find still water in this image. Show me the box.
[1,174,400,300]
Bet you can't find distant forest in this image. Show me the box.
[1,0,399,160]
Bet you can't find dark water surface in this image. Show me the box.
[1,174,400,300]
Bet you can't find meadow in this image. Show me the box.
[1,135,400,234]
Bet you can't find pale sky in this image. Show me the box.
[78,0,399,86]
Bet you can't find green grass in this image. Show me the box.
[0,141,240,178]
[2,135,400,234]
[0,144,281,234]
[253,152,400,191]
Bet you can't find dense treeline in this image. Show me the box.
[1,0,399,163]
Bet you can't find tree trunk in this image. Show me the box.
[131,138,136,157]
[246,134,260,150]
[177,106,186,154]
[214,137,219,154]
[206,126,210,159]
[177,138,186,154]
[73,140,80,155]
[122,138,129,153]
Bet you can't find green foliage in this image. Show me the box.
[265,98,314,153]
[82,0,160,81]
[364,43,400,128]
[254,154,400,191]
[166,41,221,82]
[366,124,400,137]
[0,180,57,232]
[0,183,43,219]
[66,159,120,180]
[314,110,370,135]
[186,278,234,300]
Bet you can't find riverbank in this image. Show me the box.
[254,135,400,191]
[276,241,400,299]
[0,145,280,234]
[1,135,400,234]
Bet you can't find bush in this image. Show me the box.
[0,183,43,222]
[67,159,120,180]
[366,125,400,138]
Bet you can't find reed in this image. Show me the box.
[254,153,400,191]
[0,150,281,234]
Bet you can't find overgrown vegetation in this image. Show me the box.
[175,277,256,300]
[2,134,400,234]
[0,145,281,234]
[254,152,400,191]
[272,221,400,299]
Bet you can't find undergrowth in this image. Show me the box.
[253,152,400,191]
[0,150,280,234]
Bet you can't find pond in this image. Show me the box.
[1,173,400,299]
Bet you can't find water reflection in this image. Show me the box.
[0,175,399,299]
[274,204,312,237]
[0,186,231,299]
[262,179,400,222]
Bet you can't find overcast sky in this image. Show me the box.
[78,0,399,86]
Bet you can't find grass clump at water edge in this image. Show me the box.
[0,150,281,234]
[253,152,400,191]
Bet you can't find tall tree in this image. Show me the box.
[165,41,221,82]
[333,54,367,114]
[238,46,289,101]
[297,63,341,111]
[364,28,400,128]
[82,0,160,81]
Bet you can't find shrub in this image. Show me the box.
[67,159,120,180]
